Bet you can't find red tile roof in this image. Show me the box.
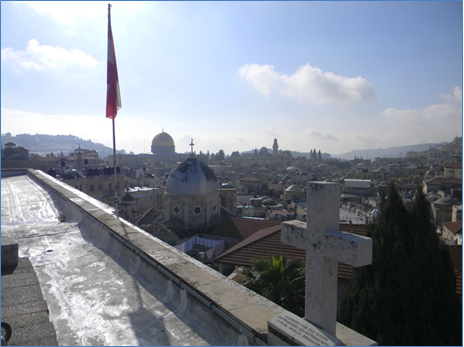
[445,162,463,169]
[210,217,280,239]
[213,222,367,280]
[443,221,462,235]
[423,177,462,185]
[214,222,462,294]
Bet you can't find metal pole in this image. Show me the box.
[113,118,118,214]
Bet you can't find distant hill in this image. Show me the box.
[1,132,454,162]
[1,133,115,159]
[333,142,448,160]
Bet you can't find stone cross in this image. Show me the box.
[281,182,372,337]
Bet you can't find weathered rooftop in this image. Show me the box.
[1,169,379,346]
[1,170,284,345]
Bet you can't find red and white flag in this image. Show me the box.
[106,4,121,119]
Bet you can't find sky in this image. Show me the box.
[1,1,462,157]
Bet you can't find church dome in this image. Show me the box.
[166,157,218,196]
[152,131,175,148]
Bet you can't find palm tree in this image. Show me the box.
[240,255,305,317]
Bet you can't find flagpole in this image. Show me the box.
[113,118,117,213]
[107,2,120,215]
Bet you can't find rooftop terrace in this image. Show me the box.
[1,169,375,346]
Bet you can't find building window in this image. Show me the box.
[193,206,202,215]
[90,185,94,192]
[98,184,102,191]
[173,205,181,215]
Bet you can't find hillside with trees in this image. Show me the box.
[1,133,115,159]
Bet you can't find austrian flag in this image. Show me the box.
[106,4,121,119]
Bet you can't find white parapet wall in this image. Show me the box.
[16,169,376,346]
[24,169,284,345]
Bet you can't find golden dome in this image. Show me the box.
[152,131,174,148]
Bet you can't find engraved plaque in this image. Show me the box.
[268,313,342,346]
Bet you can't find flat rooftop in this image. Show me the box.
[1,172,282,345]
[1,169,376,346]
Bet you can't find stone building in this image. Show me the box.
[165,155,220,233]
[67,147,105,169]
[433,196,461,228]
[1,142,29,161]
[442,221,462,245]
[62,173,126,207]
[444,162,462,179]
[239,176,264,194]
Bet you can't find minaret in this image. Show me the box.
[272,138,279,157]
[76,145,83,171]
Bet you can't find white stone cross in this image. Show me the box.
[281,182,372,337]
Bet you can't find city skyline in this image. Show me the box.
[1,1,462,156]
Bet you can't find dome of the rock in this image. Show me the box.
[151,131,175,154]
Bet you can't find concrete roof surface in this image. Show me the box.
[1,176,224,346]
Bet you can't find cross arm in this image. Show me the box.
[281,221,372,267]
[322,231,372,267]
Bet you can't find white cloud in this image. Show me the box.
[303,128,339,141]
[238,63,376,106]
[1,39,98,71]
[382,86,462,124]
[381,86,462,143]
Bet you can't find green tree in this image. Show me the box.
[241,255,305,317]
[340,183,461,346]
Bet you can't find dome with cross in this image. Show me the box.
[165,155,220,232]
[166,157,218,196]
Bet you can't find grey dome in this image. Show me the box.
[166,157,218,196]
[286,184,302,192]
